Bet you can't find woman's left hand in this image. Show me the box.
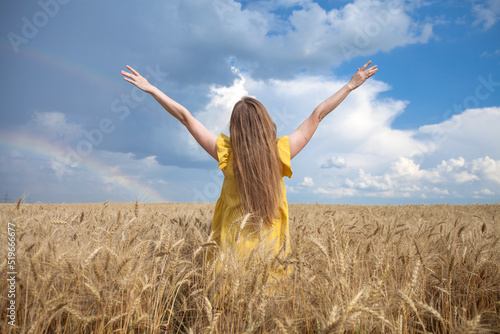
[347,60,378,90]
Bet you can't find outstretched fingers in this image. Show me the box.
[367,65,378,76]
[126,65,139,76]
[121,72,135,85]
[122,76,134,85]
[121,65,153,93]
[360,60,372,71]
[121,70,132,78]
[121,66,141,84]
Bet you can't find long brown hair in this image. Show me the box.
[230,97,283,228]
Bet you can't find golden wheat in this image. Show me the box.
[0,202,499,333]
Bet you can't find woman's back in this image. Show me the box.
[229,97,284,228]
[211,133,293,264]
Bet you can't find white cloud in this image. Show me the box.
[298,176,315,187]
[197,68,249,134]
[321,156,347,169]
[431,187,449,196]
[181,68,249,158]
[314,186,357,197]
[28,111,82,144]
[389,157,440,184]
[414,107,500,164]
[470,156,500,184]
[147,0,434,83]
[472,0,500,30]
[321,155,500,200]
[345,169,393,191]
[474,188,495,196]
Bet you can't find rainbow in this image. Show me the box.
[0,130,168,203]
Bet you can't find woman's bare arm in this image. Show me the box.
[122,65,218,161]
[288,61,378,159]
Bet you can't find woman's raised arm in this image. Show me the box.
[288,61,377,159]
[122,65,218,161]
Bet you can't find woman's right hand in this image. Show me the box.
[121,65,154,93]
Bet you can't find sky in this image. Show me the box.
[0,0,499,205]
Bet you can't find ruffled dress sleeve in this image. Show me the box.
[277,136,293,178]
[216,133,231,172]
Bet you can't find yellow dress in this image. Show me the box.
[210,133,293,277]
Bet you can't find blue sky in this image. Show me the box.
[1,0,499,204]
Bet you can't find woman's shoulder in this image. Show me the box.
[277,135,289,146]
[217,133,231,147]
[216,133,231,171]
[277,136,290,154]
[277,136,292,178]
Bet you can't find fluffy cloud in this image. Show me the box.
[312,156,499,201]
[330,156,500,200]
[142,0,434,83]
[298,177,315,187]
[472,0,500,30]
[28,111,82,144]
[321,156,347,169]
[413,107,500,165]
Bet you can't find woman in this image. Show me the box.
[121,61,377,274]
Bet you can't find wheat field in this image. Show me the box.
[1,201,499,333]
